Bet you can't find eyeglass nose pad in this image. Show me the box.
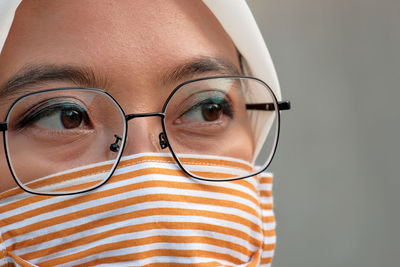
[110,134,123,152]
[158,132,168,149]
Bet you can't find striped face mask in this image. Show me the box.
[0,153,276,266]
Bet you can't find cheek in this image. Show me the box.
[3,129,121,186]
[165,122,255,163]
[211,128,254,162]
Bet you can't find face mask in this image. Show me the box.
[0,153,275,266]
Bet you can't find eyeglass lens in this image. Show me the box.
[164,77,278,180]
[5,89,126,194]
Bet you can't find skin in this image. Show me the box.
[0,0,254,192]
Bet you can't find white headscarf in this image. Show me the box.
[0,0,282,158]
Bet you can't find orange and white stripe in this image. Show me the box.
[0,153,275,266]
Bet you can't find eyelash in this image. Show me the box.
[182,98,233,118]
[16,100,90,129]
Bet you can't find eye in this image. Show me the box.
[18,99,91,131]
[183,97,233,123]
[35,106,85,129]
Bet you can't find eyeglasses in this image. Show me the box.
[0,76,290,195]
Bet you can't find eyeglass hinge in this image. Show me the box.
[278,101,291,111]
[0,122,7,132]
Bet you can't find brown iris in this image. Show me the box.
[61,109,83,129]
[201,103,223,121]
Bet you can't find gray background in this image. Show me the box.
[247,0,400,266]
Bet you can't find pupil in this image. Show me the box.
[61,109,82,129]
[202,103,222,121]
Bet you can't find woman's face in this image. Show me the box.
[0,0,254,192]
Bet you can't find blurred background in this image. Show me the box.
[247,0,400,266]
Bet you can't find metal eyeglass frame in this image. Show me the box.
[0,75,291,195]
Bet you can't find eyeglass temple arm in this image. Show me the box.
[0,122,7,132]
[246,100,291,111]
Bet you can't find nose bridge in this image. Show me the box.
[122,114,165,156]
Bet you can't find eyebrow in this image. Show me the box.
[0,56,240,99]
[160,56,240,85]
[0,65,108,99]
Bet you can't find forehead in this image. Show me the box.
[0,0,239,89]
